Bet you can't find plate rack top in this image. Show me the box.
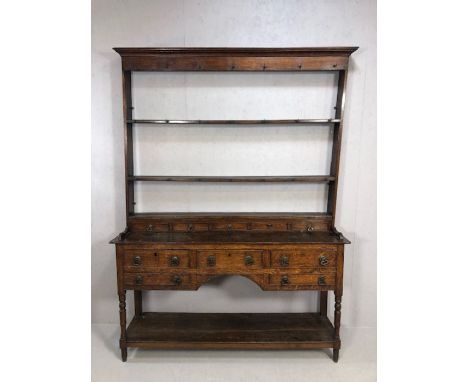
[113,47,358,71]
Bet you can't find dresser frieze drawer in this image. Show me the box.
[130,222,171,233]
[124,273,194,289]
[209,222,248,231]
[269,273,336,290]
[271,247,337,268]
[123,249,192,271]
[197,250,266,270]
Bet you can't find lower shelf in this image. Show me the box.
[126,312,336,349]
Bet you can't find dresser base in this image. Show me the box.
[122,312,339,360]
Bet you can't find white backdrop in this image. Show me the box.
[92,0,376,328]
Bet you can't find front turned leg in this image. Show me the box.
[333,291,342,363]
[119,290,127,362]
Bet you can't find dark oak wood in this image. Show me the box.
[114,47,358,72]
[320,291,328,317]
[128,118,340,125]
[122,70,134,219]
[111,47,356,362]
[112,231,350,244]
[126,313,335,349]
[134,291,142,316]
[127,175,335,183]
[327,71,348,224]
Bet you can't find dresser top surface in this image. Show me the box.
[111,231,350,245]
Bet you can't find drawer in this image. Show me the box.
[271,247,337,268]
[197,250,265,270]
[123,249,191,271]
[172,223,209,232]
[124,273,193,289]
[209,222,246,231]
[250,222,287,231]
[130,222,170,233]
[270,273,336,289]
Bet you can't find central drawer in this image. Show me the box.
[197,250,266,270]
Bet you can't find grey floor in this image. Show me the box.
[92,324,376,382]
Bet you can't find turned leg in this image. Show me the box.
[119,289,127,362]
[333,349,339,362]
[333,291,342,363]
[134,290,142,316]
[320,291,328,316]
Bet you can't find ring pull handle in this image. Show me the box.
[172,275,182,285]
[133,256,142,266]
[207,255,216,267]
[280,255,289,267]
[281,275,289,285]
[319,255,329,266]
[135,275,143,285]
[318,276,326,286]
[170,256,180,267]
[244,255,254,266]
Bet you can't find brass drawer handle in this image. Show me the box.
[172,275,182,285]
[170,256,180,267]
[281,275,289,285]
[318,276,326,286]
[135,275,143,285]
[244,255,254,266]
[207,255,216,267]
[319,256,329,266]
[280,255,289,266]
[133,256,142,266]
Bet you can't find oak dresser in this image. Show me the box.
[111,47,357,362]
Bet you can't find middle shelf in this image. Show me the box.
[127,175,336,183]
[127,118,340,125]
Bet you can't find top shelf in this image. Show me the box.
[113,46,358,72]
[128,119,340,125]
[114,47,359,55]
